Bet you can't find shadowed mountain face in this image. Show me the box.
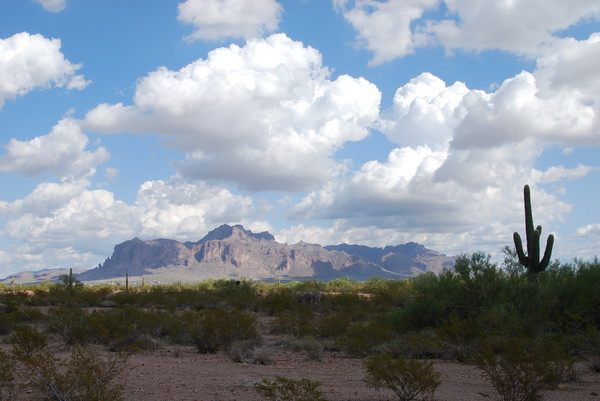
[74,224,455,283]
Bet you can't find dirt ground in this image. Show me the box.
[4,314,600,401]
[119,343,600,401]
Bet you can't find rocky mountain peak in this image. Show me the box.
[196,224,275,244]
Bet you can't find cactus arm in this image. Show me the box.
[539,234,555,271]
[513,232,528,266]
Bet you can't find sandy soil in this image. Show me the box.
[118,343,600,401]
[4,314,599,401]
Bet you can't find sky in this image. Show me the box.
[0,0,599,277]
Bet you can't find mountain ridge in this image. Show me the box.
[2,224,456,284]
[76,224,455,283]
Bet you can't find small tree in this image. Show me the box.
[364,354,441,401]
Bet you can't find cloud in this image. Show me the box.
[377,72,469,150]
[34,0,66,12]
[576,223,600,237]
[177,0,282,42]
[134,178,266,239]
[278,220,484,256]
[337,0,439,65]
[336,0,600,63]
[104,167,119,180]
[0,179,91,217]
[291,30,600,255]
[291,57,600,252]
[0,32,89,108]
[0,177,266,266]
[378,39,600,152]
[536,164,600,183]
[84,34,381,191]
[0,119,109,179]
[426,0,600,55]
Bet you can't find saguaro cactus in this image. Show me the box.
[67,268,74,294]
[513,185,554,281]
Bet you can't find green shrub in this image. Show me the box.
[0,349,16,401]
[475,339,575,401]
[46,307,96,345]
[364,354,441,401]
[15,346,127,401]
[336,320,395,355]
[10,326,48,359]
[270,308,316,338]
[184,309,259,353]
[255,376,328,401]
[287,336,324,361]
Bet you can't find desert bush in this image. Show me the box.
[109,333,158,353]
[228,339,257,363]
[259,287,297,315]
[379,331,448,360]
[0,349,16,401]
[336,320,395,355]
[316,311,352,339]
[18,346,127,401]
[211,279,259,309]
[10,326,48,359]
[364,354,441,401]
[287,336,324,361]
[324,277,359,293]
[184,309,259,353]
[47,307,97,345]
[255,376,328,401]
[475,339,575,401]
[227,338,268,364]
[270,307,317,338]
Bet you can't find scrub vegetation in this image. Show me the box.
[0,251,599,400]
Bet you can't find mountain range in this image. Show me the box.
[73,224,455,283]
[1,224,455,284]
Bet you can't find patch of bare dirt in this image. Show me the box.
[119,345,600,401]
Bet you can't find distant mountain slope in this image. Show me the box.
[0,268,86,285]
[326,242,454,275]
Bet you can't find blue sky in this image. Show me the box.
[1,0,599,277]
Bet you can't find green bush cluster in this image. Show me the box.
[364,354,441,401]
[0,339,127,401]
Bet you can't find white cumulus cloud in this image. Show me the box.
[336,0,600,63]
[178,0,282,42]
[426,0,600,55]
[338,0,439,64]
[576,223,600,237]
[0,177,267,271]
[291,44,600,253]
[0,32,89,108]
[0,119,109,179]
[84,34,381,191]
